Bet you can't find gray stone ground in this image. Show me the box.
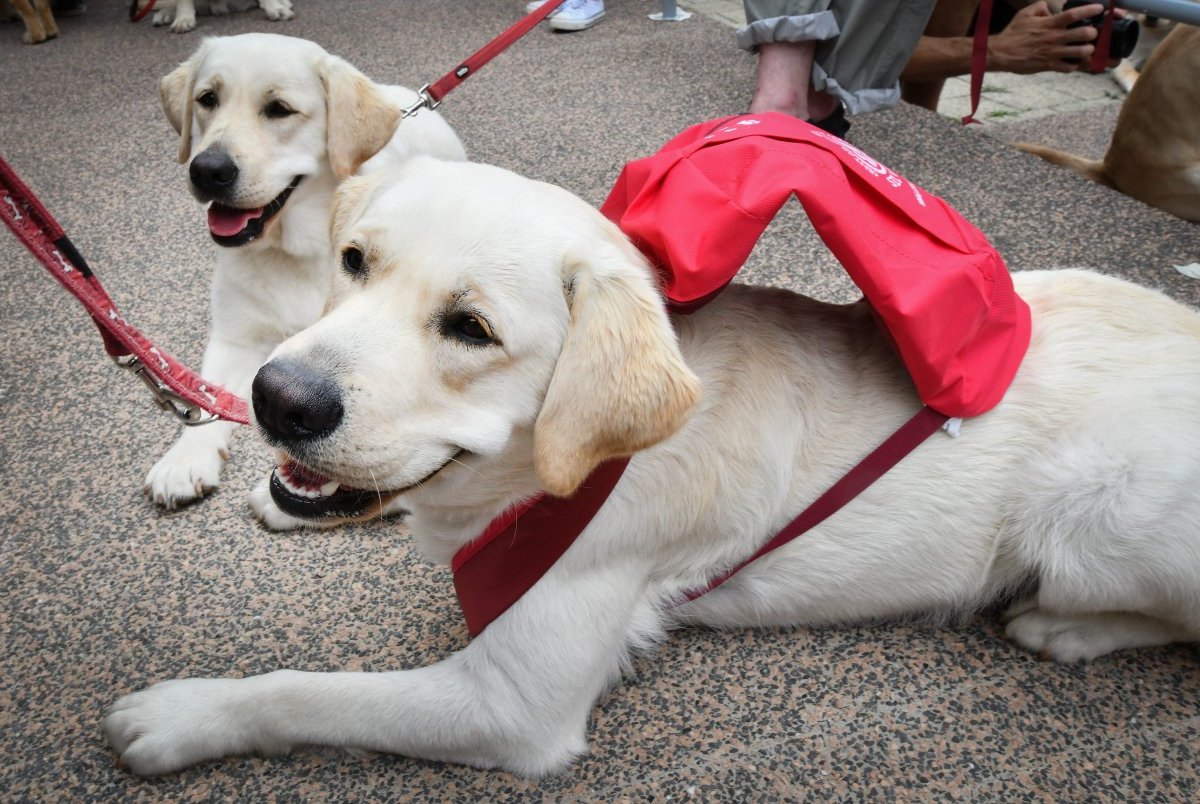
[2,2,1198,802]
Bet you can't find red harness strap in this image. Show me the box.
[452,114,1027,636]
[452,457,630,638]
[451,408,949,637]
[0,155,249,425]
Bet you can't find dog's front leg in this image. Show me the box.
[144,334,272,508]
[169,0,196,31]
[105,564,648,775]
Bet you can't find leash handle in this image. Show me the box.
[0,154,250,426]
[403,0,568,118]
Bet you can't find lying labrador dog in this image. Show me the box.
[106,158,1200,776]
[1016,24,1200,222]
[145,34,466,508]
[134,0,292,34]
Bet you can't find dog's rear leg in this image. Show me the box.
[105,564,648,775]
[1004,606,1189,662]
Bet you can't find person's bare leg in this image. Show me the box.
[900,0,980,111]
[750,41,839,121]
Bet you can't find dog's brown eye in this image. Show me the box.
[341,246,366,278]
[445,312,496,346]
[264,100,297,119]
[196,90,218,110]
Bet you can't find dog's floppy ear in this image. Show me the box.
[320,56,402,181]
[534,226,701,497]
[161,40,212,165]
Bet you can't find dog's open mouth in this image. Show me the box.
[269,452,463,520]
[207,177,301,247]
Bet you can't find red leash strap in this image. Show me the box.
[684,406,950,600]
[962,0,994,125]
[402,0,568,118]
[129,0,157,22]
[452,456,631,637]
[1088,0,1116,74]
[0,155,250,425]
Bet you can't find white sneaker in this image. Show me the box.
[548,0,605,31]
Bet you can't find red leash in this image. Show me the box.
[129,0,157,22]
[964,0,1116,125]
[4,2,567,425]
[401,0,568,118]
[0,156,249,425]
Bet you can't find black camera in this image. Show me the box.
[1063,0,1140,61]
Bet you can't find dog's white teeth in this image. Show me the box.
[320,480,340,496]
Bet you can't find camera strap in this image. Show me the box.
[964,0,1119,125]
[1089,0,1118,74]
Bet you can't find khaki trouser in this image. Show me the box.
[740,0,937,114]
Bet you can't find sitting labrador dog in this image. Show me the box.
[145,34,466,509]
[107,158,1200,776]
[134,0,292,34]
[1016,24,1200,222]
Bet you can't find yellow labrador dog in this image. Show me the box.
[1017,24,1200,222]
[145,34,466,509]
[107,159,1200,776]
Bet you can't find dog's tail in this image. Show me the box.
[1014,143,1114,188]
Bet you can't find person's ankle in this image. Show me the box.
[806,90,839,123]
[749,92,807,119]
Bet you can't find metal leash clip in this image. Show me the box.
[401,84,440,119]
[115,355,219,426]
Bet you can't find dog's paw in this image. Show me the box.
[105,678,287,776]
[260,0,293,20]
[169,12,196,32]
[145,441,226,508]
[152,9,173,25]
[1006,607,1185,663]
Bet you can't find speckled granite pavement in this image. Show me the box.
[2,2,1199,801]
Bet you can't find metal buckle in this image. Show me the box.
[115,355,219,426]
[401,84,440,119]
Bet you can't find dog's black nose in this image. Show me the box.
[252,359,344,443]
[189,149,239,195]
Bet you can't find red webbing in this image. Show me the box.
[684,406,949,600]
[452,457,631,637]
[0,154,250,424]
[962,0,995,125]
[426,0,567,104]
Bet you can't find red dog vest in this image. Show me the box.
[453,115,1031,636]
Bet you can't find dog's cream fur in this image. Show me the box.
[145,34,465,508]
[108,159,1200,776]
[1017,24,1200,222]
[135,0,292,34]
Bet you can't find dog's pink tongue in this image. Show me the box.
[207,204,263,237]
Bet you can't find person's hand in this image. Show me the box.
[990,1,1121,73]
